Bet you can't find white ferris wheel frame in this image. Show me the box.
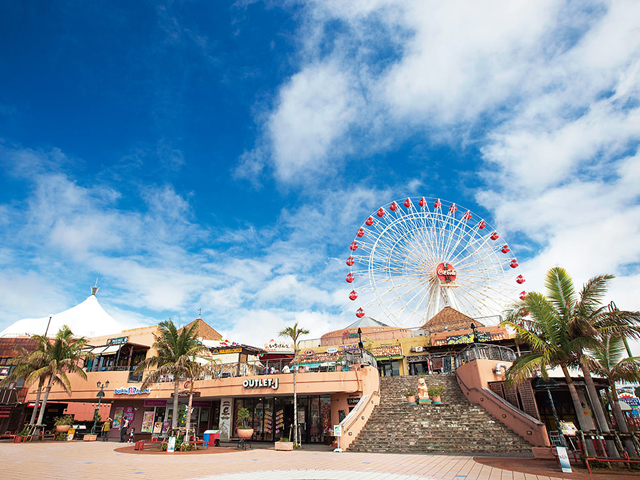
[347,197,523,328]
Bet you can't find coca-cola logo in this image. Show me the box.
[436,262,457,282]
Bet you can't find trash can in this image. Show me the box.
[203,429,219,448]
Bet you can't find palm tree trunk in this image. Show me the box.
[185,381,194,440]
[29,381,43,426]
[293,356,298,445]
[609,381,637,456]
[579,358,620,457]
[36,376,54,433]
[171,380,180,432]
[561,365,597,456]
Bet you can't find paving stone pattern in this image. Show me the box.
[348,374,533,456]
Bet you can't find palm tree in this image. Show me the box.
[135,319,210,432]
[0,339,49,427]
[589,334,640,456]
[504,267,640,457]
[502,291,595,446]
[278,322,309,445]
[30,326,89,430]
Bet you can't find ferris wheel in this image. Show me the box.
[345,197,525,328]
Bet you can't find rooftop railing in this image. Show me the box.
[455,343,517,367]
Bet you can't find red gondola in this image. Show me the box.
[349,290,358,301]
[356,308,365,318]
[501,245,510,254]
[449,204,457,213]
[390,201,398,211]
[463,211,472,220]
[404,198,412,208]
[356,228,365,238]
[350,241,358,251]
[365,216,374,226]
[346,256,354,266]
[478,220,486,229]
[434,199,442,208]
[346,273,354,283]
[516,275,525,284]
[490,231,499,240]
[377,208,385,217]
[419,197,426,207]
[510,259,519,268]
[519,291,527,300]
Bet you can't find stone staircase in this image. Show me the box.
[348,374,533,456]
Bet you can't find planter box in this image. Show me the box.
[83,434,98,442]
[275,441,294,451]
[12,436,23,443]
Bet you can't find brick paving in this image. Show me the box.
[0,441,603,480]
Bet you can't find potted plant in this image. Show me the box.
[428,385,444,404]
[406,389,416,404]
[335,356,344,372]
[13,427,30,443]
[54,415,74,433]
[236,407,254,439]
[275,437,294,451]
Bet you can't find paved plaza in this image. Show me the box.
[0,441,615,480]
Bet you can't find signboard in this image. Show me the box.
[263,340,293,353]
[556,446,572,473]
[124,406,135,423]
[445,332,492,345]
[619,395,640,407]
[326,348,338,354]
[211,347,242,355]
[167,436,176,453]
[144,400,167,407]
[347,397,361,405]
[113,407,124,429]
[243,378,279,390]
[0,367,10,376]
[436,262,457,283]
[141,411,154,433]
[304,349,315,356]
[114,386,151,395]
[218,398,232,441]
[333,425,342,437]
[106,336,129,345]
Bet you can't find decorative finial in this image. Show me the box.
[91,278,99,296]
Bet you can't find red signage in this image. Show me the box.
[436,262,457,283]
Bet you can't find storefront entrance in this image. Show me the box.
[233,395,331,443]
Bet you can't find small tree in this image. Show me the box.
[278,322,309,445]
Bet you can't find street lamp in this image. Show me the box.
[470,323,477,343]
[357,328,363,350]
[92,380,109,434]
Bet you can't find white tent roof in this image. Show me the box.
[0,294,125,339]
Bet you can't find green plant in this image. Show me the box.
[18,426,30,437]
[405,389,416,398]
[428,385,444,396]
[236,407,252,429]
[336,356,344,365]
[54,415,74,427]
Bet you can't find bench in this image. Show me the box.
[1,431,15,440]
[585,452,640,474]
[24,430,55,442]
[134,439,165,451]
[180,439,207,452]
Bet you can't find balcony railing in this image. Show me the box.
[455,343,517,367]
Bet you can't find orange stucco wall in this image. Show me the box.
[456,359,549,448]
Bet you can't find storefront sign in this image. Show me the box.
[347,397,361,405]
[326,348,338,354]
[264,340,293,353]
[304,349,315,356]
[211,347,242,355]
[144,399,167,407]
[333,425,342,437]
[619,395,640,407]
[436,262,457,282]
[114,386,151,395]
[106,336,129,345]
[0,367,10,376]
[242,378,279,390]
[446,332,492,345]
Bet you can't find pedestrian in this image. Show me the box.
[120,417,130,443]
[128,427,136,444]
[102,417,112,442]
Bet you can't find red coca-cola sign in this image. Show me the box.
[436,262,457,283]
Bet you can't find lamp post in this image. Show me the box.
[470,323,477,343]
[92,380,109,434]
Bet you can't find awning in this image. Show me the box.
[87,345,121,356]
[298,362,322,368]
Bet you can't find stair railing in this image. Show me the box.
[337,390,380,451]
[456,369,549,447]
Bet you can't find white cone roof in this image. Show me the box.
[0,294,124,338]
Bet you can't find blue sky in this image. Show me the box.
[1,1,639,346]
